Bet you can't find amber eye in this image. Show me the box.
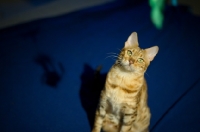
[137,58,144,63]
[127,50,132,56]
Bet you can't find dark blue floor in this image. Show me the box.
[1,1,200,132]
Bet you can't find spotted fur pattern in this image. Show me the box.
[92,32,158,132]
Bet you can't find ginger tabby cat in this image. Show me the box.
[92,32,158,132]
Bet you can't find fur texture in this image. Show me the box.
[92,32,158,132]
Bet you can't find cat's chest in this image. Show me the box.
[106,88,136,105]
[105,89,137,116]
[105,67,143,112]
[106,91,123,115]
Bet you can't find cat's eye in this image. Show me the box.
[127,50,132,56]
[137,58,144,63]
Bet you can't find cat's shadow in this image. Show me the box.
[79,64,107,129]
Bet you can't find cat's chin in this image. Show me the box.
[119,65,145,74]
[121,65,135,72]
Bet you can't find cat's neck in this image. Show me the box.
[112,64,145,79]
[107,65,145,91]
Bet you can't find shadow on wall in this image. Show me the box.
[79,64,107,129]
[35,53,65,87]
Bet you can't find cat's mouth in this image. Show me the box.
[119,61,134,72]
[123,64,134,72]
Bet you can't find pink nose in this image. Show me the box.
[129,59,134,65]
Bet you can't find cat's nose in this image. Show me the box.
[129,59,134,65]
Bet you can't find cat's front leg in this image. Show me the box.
[92,106,106,132]
[120,106,137,132]
[92,91,107,132]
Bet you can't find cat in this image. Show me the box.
[92,32,159,132]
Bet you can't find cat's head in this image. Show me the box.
[116,32,159,73]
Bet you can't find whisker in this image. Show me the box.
[105,55,118,59]
[117,48,122,52]
[145,72,150,77]
[105,50,123,64]
[105,53,122,59]
[107,52,119,55]
[105,56,120,62]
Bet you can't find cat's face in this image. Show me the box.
[117,47,148,73]
[116,32,158,73]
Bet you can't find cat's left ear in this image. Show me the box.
[125,32,139,48]
[145,46,159,61]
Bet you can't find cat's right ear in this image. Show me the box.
[125,32,139,48]
[145,46,159,61]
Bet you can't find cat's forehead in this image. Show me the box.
[126,47,144,56]
[131,47,142,52]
